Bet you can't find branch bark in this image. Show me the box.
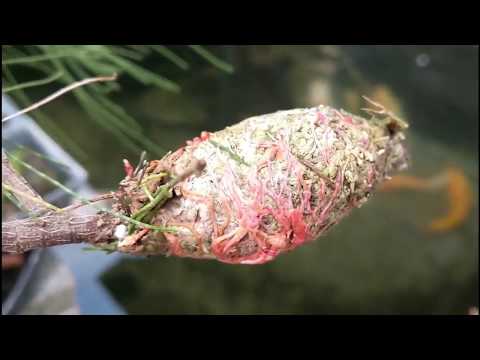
[2,150,119,253]
[1,152,204,254]
[2,212,118,253]
[2,150,49,216]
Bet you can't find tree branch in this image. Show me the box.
[2,211,119,253]
[1,150,120,253]
[2,149,50,216]
[1,145,207,254]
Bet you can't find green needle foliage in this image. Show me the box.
[2,45,234,161]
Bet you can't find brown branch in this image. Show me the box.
[1,150,120,253]
[1,154,206,254]
[61,192,115,213]
[2,74,127,254]
[2,212,119,253]
[2,150,50,216]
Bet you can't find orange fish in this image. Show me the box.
[379,167,473,233]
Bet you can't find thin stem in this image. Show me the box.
[209,139,250,166]
[61,193,115,212]
[2,73,118,122]
[140,173,167,186]
[142,185,155,202]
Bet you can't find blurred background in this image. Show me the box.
[2,45,478,314]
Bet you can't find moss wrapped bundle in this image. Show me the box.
[113,102,409,264]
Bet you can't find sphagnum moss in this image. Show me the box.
[113,103,409,265]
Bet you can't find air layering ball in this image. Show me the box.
[114,103,409,264]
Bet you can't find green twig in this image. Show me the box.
[140,173,167,186]
[128,159,206,234]
[209,139,249,166]
[142,184,155,202]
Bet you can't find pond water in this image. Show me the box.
[5,45,478,314]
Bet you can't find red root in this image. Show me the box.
[111,106,408,265]
[210,138,313,264]
[164,232,183,256]
[159,135,343,264]
[217,198,232,236]
[186,131,211,147]
[315,111,327,126]
[123,159,134,178]
[343,115,354,125]
[166,221,204,256]
[180,184,219,238]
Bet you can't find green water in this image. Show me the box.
[19,45,480,314]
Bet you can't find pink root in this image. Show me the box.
[318,147,334,165]
[217,198,232,236]
[211,229,236,258]
[239,251,277,265]
[181,184,219,238]
[123,159,134,178]
[221,227,249,253]
[168,222,203,248]
[315,111,327,126]
[343,115,353,125]
[164,232,184,257]
[218,139,313,264]
[200,131,211,141]
[186,131,212,147]
[289,208,309,246]
[334,109,345,121]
